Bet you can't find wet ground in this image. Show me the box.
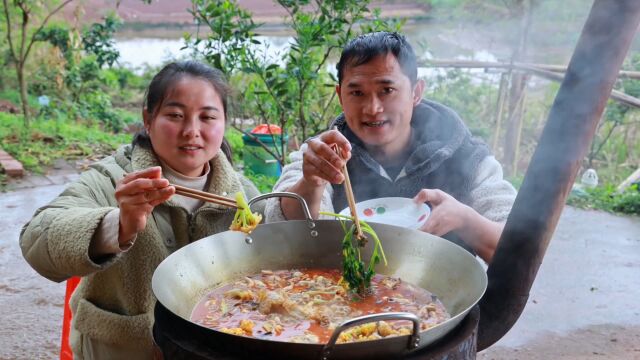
[478,206,640,360]
[0,169,639,359]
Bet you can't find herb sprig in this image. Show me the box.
[320,212,388,296]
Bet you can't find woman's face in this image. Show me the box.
[144,76,225,177]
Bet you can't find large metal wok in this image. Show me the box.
[152,194,487,360]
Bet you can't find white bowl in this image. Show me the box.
[338,197,430,230]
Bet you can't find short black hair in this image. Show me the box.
[336,32,418,85]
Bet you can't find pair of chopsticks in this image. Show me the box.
[172,184,240,209]
[331,143,364,240]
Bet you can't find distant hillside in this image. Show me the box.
[63,0,430,26]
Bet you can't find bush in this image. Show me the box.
[423,69,498,141]
[567,184,640,215]
[225,127,244,165]
[243,168,278,194]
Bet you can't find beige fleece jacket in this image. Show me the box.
[19,144,261,359]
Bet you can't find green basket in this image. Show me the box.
[242,133,288,178]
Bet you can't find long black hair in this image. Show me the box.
[132,61,234,163]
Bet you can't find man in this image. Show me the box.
[265,32,516,263]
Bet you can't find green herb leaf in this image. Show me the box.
[320,211,387,295]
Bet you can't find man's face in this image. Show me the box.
[337,53,424,155]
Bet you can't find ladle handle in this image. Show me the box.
[247,192,314,223]
[321,312,421,360]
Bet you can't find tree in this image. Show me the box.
[1,0,74,125]
[82,12,121,68]
[186,0,403,166]
[587,54,640,169]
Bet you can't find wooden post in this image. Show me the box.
[503,0,533,177]
[512,90,527,175]
[505,84,528,176]
[477,0,640,350]
[491,73,509,153]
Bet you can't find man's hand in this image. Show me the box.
[115,167,175,245]
[283,129,352,220]
[302,129,352,187]
[413,188,503,263]
[414,189,472,237]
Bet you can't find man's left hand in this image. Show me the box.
[413,189,471,237]
[413,188,503,263]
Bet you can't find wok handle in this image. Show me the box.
[248,192,315,225]
[321,312,421,360]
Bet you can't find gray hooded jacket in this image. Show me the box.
[265,100,516,243]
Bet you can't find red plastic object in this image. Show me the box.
[60,276,81,360]
[250,124,282,134]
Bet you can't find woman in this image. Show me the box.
[20,61,262,359]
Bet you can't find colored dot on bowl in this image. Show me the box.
[418,214,426,222]
[376,207,386,214]
[363,208,374,216]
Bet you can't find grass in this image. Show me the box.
[0,112,132,174]
[0,172,7,192]
[0,112,282,195]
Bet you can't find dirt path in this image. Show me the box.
[1,174,639,359]
[66,0,430,27]
[0,184,67,359]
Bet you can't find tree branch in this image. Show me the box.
[254,99,283,160]
[319,90,337,126]
[24,0,74,60]
[230,123,283,165]
[280,1,297,27]
[18,1,28,64]
[2,0,17,62]
[252,58,287,115]
[312,45,335,75]
[592,120,621,164]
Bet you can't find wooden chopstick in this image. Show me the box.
[331,143,364,239]
[172,184,237,203]
[172,184,240,209]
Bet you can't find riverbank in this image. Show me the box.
[66,0,430,34]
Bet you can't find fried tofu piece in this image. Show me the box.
[224,288,255,301]
[337,322,378,343]
[239,319,254,334]
[220,327,245,336]
[377,321,395,337]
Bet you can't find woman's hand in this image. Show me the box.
[413,188,503,263]
[115,167,175,245]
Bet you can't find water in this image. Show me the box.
[115,35,295,72]
[113,18,590,86]
[115,38,187,70]
[114,33,509,87]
